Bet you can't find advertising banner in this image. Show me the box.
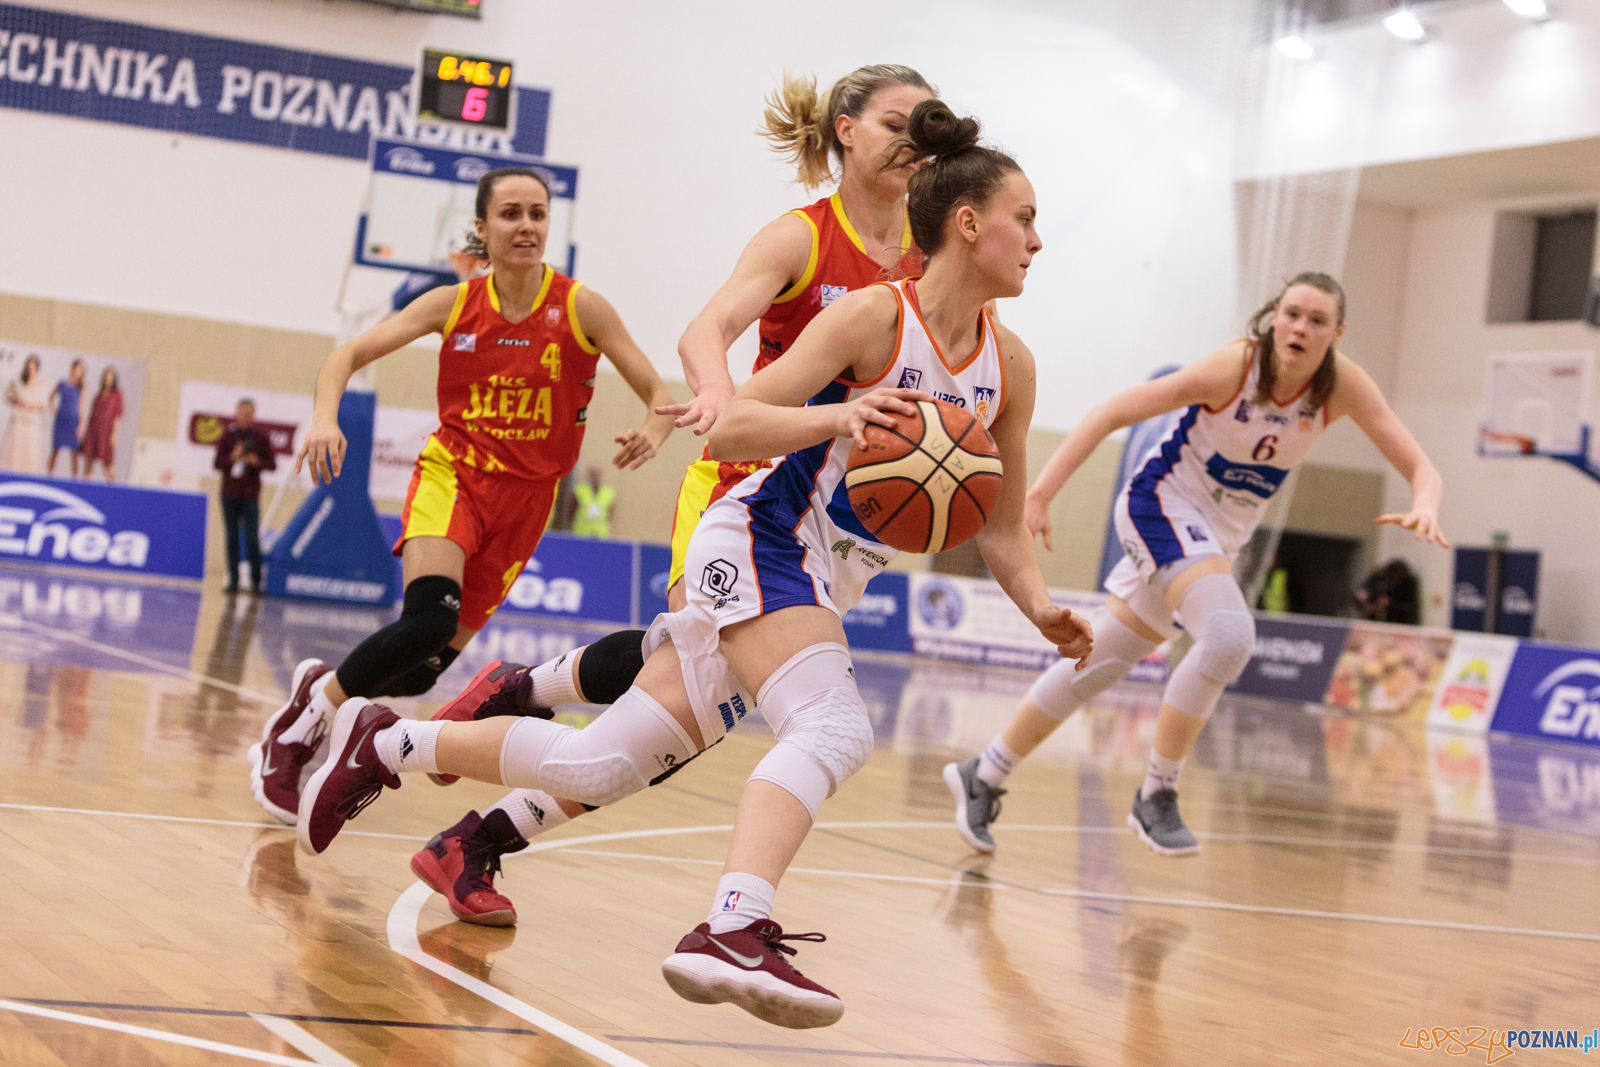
[636,543,673,626]
[0,339,147,484]
[497,532,634,627]
[1426,632,1518,734]
[177,381,437,500]
[0,3,550,159]
[841,572,911,654]
[1322,621,1453,721]
[0,473,205,579]
[906,572,1104,672]
[1451,547,1490,633]
[1497,549,1539,638]
[1491,641,1600,749]
[1228,614,1350,703]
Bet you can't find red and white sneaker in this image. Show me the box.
[409,808,527,926]
[662,920,843,1029]
[296,699,401,856]
[427,660,549,786]
[247,658,333,824]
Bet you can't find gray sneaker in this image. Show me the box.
[1127,788,1201,856]
[943,757,1005,854]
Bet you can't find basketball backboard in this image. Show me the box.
[1479,350,1599,481]
[355,137,578,277]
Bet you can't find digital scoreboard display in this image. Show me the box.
[355,0,483,19]
[416,49,515,131]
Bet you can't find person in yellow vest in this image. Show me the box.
[571,465,615,538]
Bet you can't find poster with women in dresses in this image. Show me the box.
[0,341,147,484]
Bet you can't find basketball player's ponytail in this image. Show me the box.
[460,167,552,260]
[760,65,934,190]
[1247,271,1345,412]
[901,100,1021,256]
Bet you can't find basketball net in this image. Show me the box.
[1228,7,1377,607]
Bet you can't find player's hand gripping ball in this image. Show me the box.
[845,398,1003,553]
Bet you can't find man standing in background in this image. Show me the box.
[214,398,276,595]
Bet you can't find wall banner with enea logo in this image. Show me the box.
[0,474,206,579]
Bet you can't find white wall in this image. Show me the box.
[0,0,1253,432]
[1371,201,1600,644]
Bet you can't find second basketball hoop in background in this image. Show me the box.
[845,398,1003,554]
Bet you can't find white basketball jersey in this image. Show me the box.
[730,279,1006,611]
[1130,358,1328,552]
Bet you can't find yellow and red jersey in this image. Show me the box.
[755,191,920,371]
[433,265,601,481]
[668,194,919,588]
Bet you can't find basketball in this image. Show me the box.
[844,398,1004,554]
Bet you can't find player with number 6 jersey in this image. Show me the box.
[945,271,1454,860]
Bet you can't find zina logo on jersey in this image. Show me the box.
[0,482,151,569]
[973,386,996,421]
[1533,659,1600,740]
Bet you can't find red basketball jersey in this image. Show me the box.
[755,192,920,371]
[434,266,601,481]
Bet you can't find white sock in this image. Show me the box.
[707,872,776,934]
[278,673,336,745]
[527,646,585,707]
[488,789,571,840]
[1141,752,1184,800]
[976,736,1019,788]
[374,718,446,775]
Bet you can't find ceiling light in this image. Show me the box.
[1503,0,1549,20]
[1382,9,1428,41]
[1275,35,1315,60]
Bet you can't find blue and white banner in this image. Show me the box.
[841,572,911,654]
[1228,615,1351,704]
[0,3,550,158]
[1492,641,1600,749]
[499,532,634,627]
[0,475,206,580]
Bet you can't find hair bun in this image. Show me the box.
[907,99,981,158]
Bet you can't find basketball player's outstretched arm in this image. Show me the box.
[977,326,1094,663]
[296,284,459,484]
[1024,342,1250,550]
[573,287,676,470]
[665,213,816,436]
[707,286,928,461]
[1330,354,1450,548]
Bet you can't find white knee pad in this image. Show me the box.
[747,643,874,819]
[1164,574,1256,721]
[1027,610,1158,722]
[499,686,695,807]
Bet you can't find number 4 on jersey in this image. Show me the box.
[541,342,562,382]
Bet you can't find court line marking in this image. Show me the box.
[249,1014,358,1066]
[604,1034,1081,1067]
[0,802,426,841]
[4,614,279,702]
[0,997,309,1066]
[13,999,542,1035]
[2,801,1592,869]
[557,848,1007,889]
[387,881,652,1067]
[1036,886,1600,942]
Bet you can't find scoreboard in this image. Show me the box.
[416,49,516,131]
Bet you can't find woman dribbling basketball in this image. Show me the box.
[297,100,1094,1029]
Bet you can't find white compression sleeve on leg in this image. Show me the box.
[498,686,695,807]
[1164,573,1255,722]
[747,642,874,820]
[1027,611,1158,722]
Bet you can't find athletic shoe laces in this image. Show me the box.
[460,835,508,888]
[478,669,543,719]
[754,923,826,960]
[973,777,1006,823]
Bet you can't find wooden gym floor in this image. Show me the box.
[0,561,1594,1067]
